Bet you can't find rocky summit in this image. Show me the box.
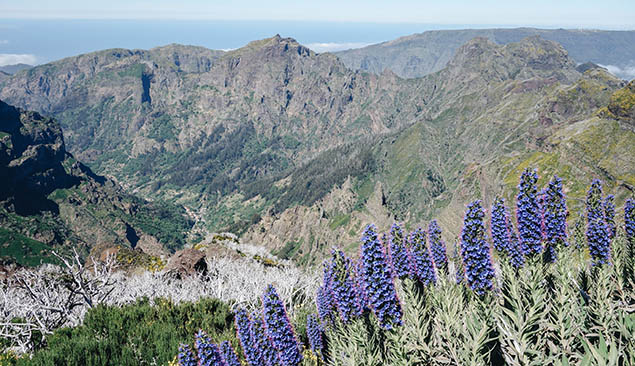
[1,34,633,265]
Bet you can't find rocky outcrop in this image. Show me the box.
[165,248,207,277]
[0,100,76,214]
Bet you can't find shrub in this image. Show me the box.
[19,297,235,366]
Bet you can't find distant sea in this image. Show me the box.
[0,19,524,65]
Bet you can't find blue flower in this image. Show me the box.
[262,285,303,366]
[428,220,448,273]
[407,227,436,286]
[328,249,362,323]
[220,341,241,366]
[177,343,196,366]
[542,176,568,262]
[491,198,512,254]
[460,200,496,295]
[508,228,526,269]
[604,194,616,239]
[389,223,412,278]
[452,241,465,284]
[316,261,336,326]
[516,168,543,256]
[195,330,227,366]
[251,311,281,366]
[587,179,611,265]
[234,309,264,366]
[360,224,403,330]
[306,314,324,361]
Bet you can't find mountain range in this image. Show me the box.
[336,28,635,79]
[1,29,633,266]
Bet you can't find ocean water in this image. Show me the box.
[0,19,506,64]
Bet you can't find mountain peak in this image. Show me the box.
[445,35,577,83]
[228,35,314,58]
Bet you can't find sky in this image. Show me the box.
[2,0,634,27]
[0,0,634,66]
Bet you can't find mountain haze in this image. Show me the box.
[336,28,635,79]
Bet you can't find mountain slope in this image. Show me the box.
[0,63,33,75]
[243,38,634,264]
[336,28,635,79]
[0,35,429,230]
[1,36,633,265]
[0,100,193,266]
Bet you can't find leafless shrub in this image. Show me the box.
[0,251,317,354]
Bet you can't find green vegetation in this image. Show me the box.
[146,114,177,142]
[117,63,145,79]
[11,298,235,366]
[0,228,58,267]
[328,213,351,230]
[273,238,303,260]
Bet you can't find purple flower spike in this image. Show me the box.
[353,259,370,314]
[543,176,568,262]
[452,241,465,284]
[587,179,611,265]
[251,312,281,366]
[329,249,362,323]
[306,314,324,361]
[408,227,436,286]
[177,344,197,366]
[220,341,241,366]
[491,198,512,254]
[604,194,616,239]
[195,330,227,366]
[262,285,303,366]
[460,200,496,295]
[428,220,448,274]
[508,228,526,269]
[316,261,336,326]
[234,309,264,366]
[389,223,411,278]
[360,224,403,330]
[517,168,543,256]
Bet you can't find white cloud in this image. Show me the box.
[0,54,37,66]
[306,42,372,53]
[598,63,635,80]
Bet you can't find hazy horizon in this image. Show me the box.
[1,19,634,69]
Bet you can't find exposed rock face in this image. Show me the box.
[165,248,207,277]
[1,100,76,214]
[0,99,192,264]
